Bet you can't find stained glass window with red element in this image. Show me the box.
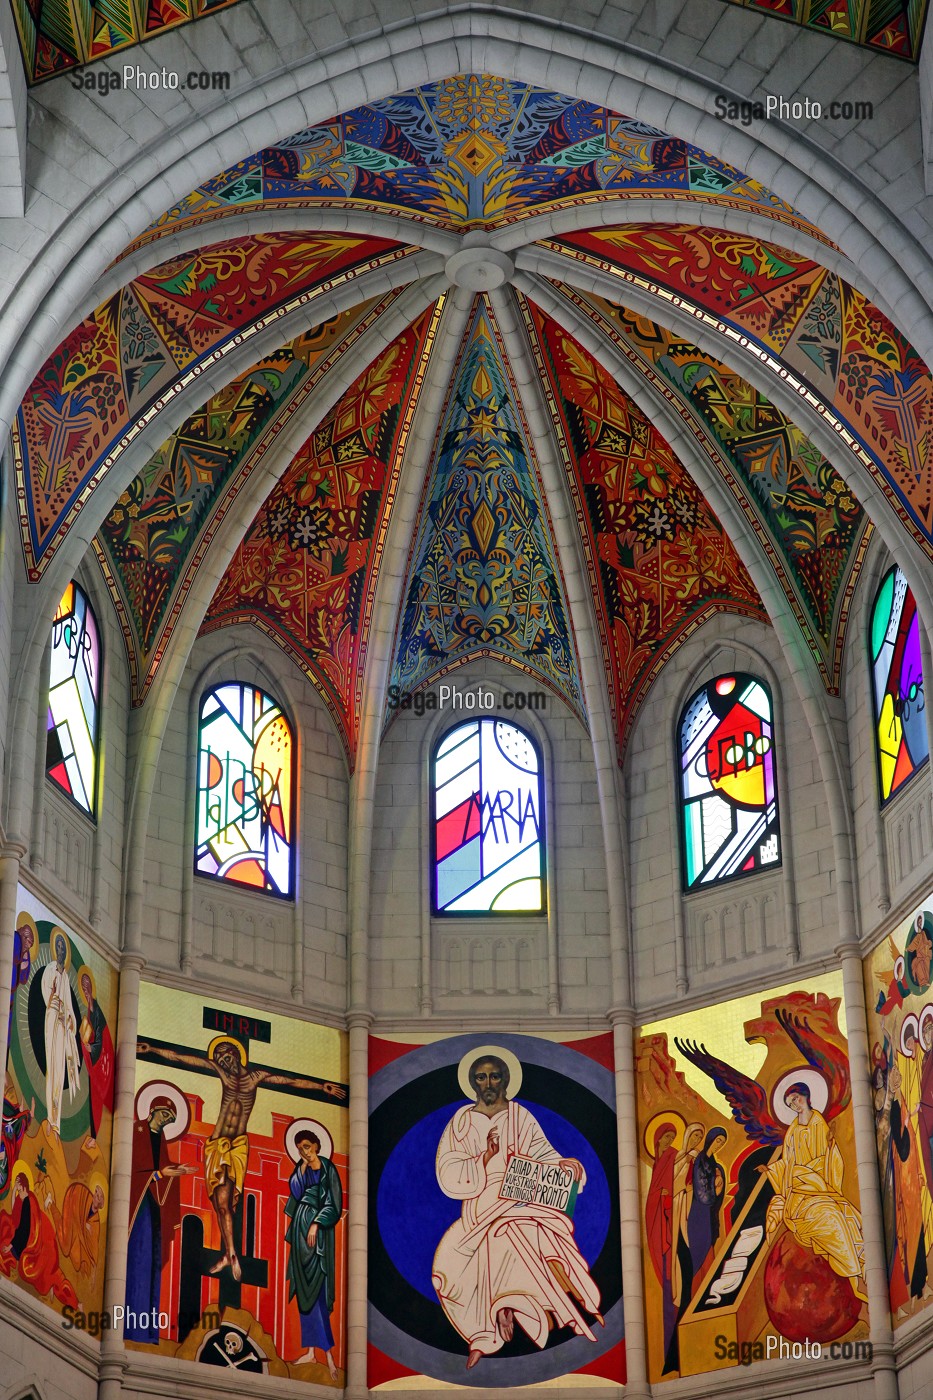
[870,565,928,805]
[432,719,545,915]
[679,673,781,891]
[195,683,294,898]
[46,581,101,816]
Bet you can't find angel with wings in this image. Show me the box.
[675,1008,867,1303]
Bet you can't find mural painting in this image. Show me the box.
[637,973,868,1380]
[0,886,116,1317]
[864,893,933,1324]
[130,983,348,1386]
[368,1031,623,1388]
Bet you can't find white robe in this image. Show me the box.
[432,1100,601,1356]
[41,962,80,1132]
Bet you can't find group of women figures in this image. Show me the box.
[646,1123,727,1375]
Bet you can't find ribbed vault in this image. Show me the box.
[10,73,930,768]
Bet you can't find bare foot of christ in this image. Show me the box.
[466,1350,484,1369]
[498,1307,514,1342]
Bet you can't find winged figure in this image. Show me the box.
[674,1006,850,1145]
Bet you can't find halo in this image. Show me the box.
[49,927,71,970]
[88,1171,108,1215]
[644,1111,685,1159]
[894,955,906,983]
[14,911,38,944]
[207,1035,247,1066]
[76,965,96,999]
[285,1117,333,1163]
[919,1003,933,1047]
[772,1069,829,1124]
[135,1080,190,1139]
[900,1013,920,1058]
[457,1045,522,1101]
[11,1161,34,1193]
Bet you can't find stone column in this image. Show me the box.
[0,845,26,1080]
[610,1006,650,1399]
[345,1011,372,1399]
[835,939,899,1400]
[97,951,145,1400]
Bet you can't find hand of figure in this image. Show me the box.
[559,1157,584,1182]
[307,1223,318,1247]
[756,1165,768,1174]
[137,1041,150,1054]
[482,1128,500,1165]
[324,1083,346,1099]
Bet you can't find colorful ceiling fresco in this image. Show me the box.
[524,301,767,758]
[550,225,933,557]
[549,283,871,692]
[127,75,828,259]
[93,293,402,703]
[721,0,928,60]
[388,297,584,725]
[12,231,409,578]
[200,303,442,761]
[10,0,248,85]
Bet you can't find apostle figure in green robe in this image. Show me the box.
[285,1129,343,1379]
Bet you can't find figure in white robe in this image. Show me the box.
[432,1053,602,1367]
[40,936,81,1134]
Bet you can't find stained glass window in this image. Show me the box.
[870,565,928,804]
[679,672,781,891]
[432,718,545,915]
[195,683,294,897]
[45,582,101,815]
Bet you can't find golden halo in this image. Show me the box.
[285,1117,333,1163]
[135,1080,190,1140]
[14,911,38,944]
[900,1013,920,1058]
[208,1035,247,1066]
[49,927,71,971]
[457,1045,522,1101]
[76,964,96,1000]
[11,1161,34,1193]
[644,1111,685,1160]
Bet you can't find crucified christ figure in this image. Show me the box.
[137,1036,346,1281]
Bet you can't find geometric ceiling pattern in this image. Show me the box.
[201,303,443,760]
[12,231,409,577]
[721,0,928,59]
[548,283,871,692]
[389,297,584,725]
[552,226,933,554]
[93,293,402,703]
[9,74,928,765]
[10,0,247,84]
[525,302,767,756]
[128,75,830,257]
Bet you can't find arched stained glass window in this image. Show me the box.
[195,683,295,898]
[45,581,101,816]
[870,565,928,804]
[432,718,545,915]
[679,672,781,891]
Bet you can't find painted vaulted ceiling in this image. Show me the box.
[722,0,927,59]
[389,298,584,724]
[10,0,248,84]
[12,75,932,767]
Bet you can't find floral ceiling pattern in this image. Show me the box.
[129,75,826,256]
[525,300,767,756]
[201,305,441,760]
[389,297,584,724]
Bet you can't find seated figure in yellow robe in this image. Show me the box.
[762,1081,867,1302]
